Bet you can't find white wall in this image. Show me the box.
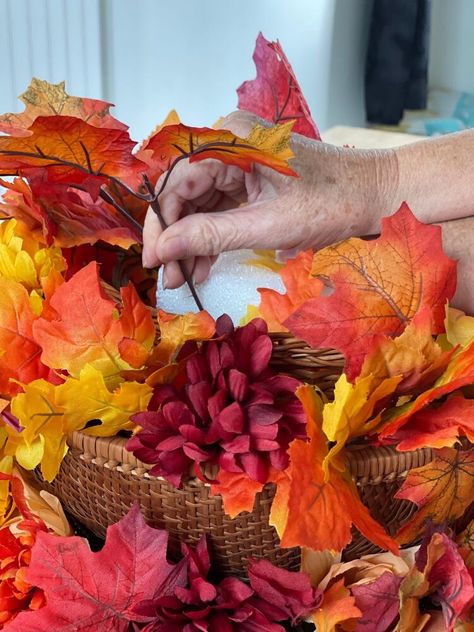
[0,0,373,143]
[0,0,103,114]
[430,0,474,93]
[100,0,337,141]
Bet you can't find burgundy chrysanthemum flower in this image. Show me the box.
[133,536,322,631]
[127,316,306,487]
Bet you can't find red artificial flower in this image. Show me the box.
[133,535,322,631]
[127,316,306,486]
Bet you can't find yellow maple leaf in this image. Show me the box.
[322,372,402,474]
[0,218,66,293]
[6,379,71,482]
[243,249,284,273]
[445,306,474,348]
[55,364,153,437]
[6,367,152,481]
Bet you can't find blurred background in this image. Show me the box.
[1,0,473,142]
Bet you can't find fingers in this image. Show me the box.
[156,201,289,263]
[142,207,163,268]
[162,255,212,289]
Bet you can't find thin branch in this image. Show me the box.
[99,186,144,235]
[142,173,203,311]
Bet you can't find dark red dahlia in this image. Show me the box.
[127,316,306,486]
[133,536,322,631]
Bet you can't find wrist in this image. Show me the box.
[344,146,399,236]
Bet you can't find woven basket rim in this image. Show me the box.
[67,431,433,486]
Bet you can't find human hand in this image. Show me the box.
[142,111,394,288]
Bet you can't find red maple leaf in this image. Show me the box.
[237,32,320,139]
[7,505,187,632]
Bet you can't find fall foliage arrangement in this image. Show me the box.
[0,32,471,631]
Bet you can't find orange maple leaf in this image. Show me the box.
[121,310,215,386]
[285,204,457,379]
[0,176,143,249]
[271,385,399,554]
[141,121,297,176]
[209,469,266,519]
[0,115,147,191]
[309,579,361,632]
[0,78,127,137]
[256,250,323,332]
[32,262,155,383]
[395,447,474,545]
[359,307,456,395]
[0,278,49,397]
[378,338,474,441]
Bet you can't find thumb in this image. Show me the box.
[154,202,285,262]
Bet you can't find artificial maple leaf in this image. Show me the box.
[422,531,474,630]
[256,250,323,332]
[0,115,147,192]
[310,579,361,632]
[141,120,297,176]
[0,475,47,627]
[395,448,474,545]
[0,77,127,136]
[5,468,72,538]
[392,396,474,451]
[445,306,474,348]
[271,385,399,554]
[123,309,215,386]
[7,504,188,632]
[0,277,49,397]
[32,262,155,384]
[154,309,215,365]
[286,204,457,380]
[237,32,321,139]
[359,307,456,395]
[399,530,474,632]
[6,378,73,482]
[210,469,267,519]
[244,249,284,273]
[62,241,157,307]
[351,571,403,632]
[0,452,14,527]
[378,338,474,441]
[322,372,402,473]
[6,367,152,481]
[0,174,143,249]
[55,365,153,437]
[134,109,180,186]
[0,218,66,293]
[457,519,474,569]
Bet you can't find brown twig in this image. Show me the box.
[142,174,203,311]
[99,187,144,235]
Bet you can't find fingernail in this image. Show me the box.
[162,270,169,290]
[162,236,188,262]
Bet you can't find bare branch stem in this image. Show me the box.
[143,173,203,311]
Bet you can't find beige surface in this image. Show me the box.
[321,125,425,148]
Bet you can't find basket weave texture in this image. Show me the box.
[35,345,433,578]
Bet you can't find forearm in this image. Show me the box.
[391,130,474,223]
[437,216,474,313]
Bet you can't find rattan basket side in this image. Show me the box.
[34,432,433,576]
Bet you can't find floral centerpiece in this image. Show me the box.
[0,33,471,631]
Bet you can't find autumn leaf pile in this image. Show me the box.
[0,31,472,630]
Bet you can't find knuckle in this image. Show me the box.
[195,216,223,254]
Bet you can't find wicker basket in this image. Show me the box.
[34,334,433,578]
